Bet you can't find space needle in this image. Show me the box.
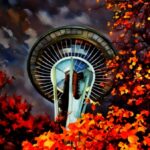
[27,26,116,126]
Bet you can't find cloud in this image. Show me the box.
[37,11,53,26]
[59,6,69,14]
[24,28,37,49]
[2,27,14,37]
[75,14,90,24]
[37,6,91,27]
[0,29,10,49]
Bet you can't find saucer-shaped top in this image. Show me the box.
[28,26,116,102]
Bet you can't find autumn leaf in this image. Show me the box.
[143,135,150,146]
[22,141,34,150]
[107,143,116,150]
[7,97,15,109]
[133,85,145,96]
[119,84,129,95]
[135,98,143,105]
[44,139,55,148]
[145,84,150,90]
[124,12,133,19]
[111,88,116,96]
[128,135,139,144]
[116,72,124,79]
[118,142,128,149]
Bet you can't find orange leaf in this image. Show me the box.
[128,135,139,144]
[116,72,124,79]
[119,84,129,95]
[133,85,145,96]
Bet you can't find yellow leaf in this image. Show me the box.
[128,135,139,144]
[116,72,124,79]
[129,65,133,69]
[128,144,138,150]
[137,65,142,71]
[132,62,136,66]
[145,74,150,79]
[36,134,47,141]
[44,139,54,148]
[118,142,128,150]
[114,15,119,19]
[88,120,95,126]
[118,142,124,147]
[138,126,146,133]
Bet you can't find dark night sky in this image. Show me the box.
[0,0,113,118]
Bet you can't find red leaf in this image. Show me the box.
[8,97,15,109]
[91,104,96,111]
